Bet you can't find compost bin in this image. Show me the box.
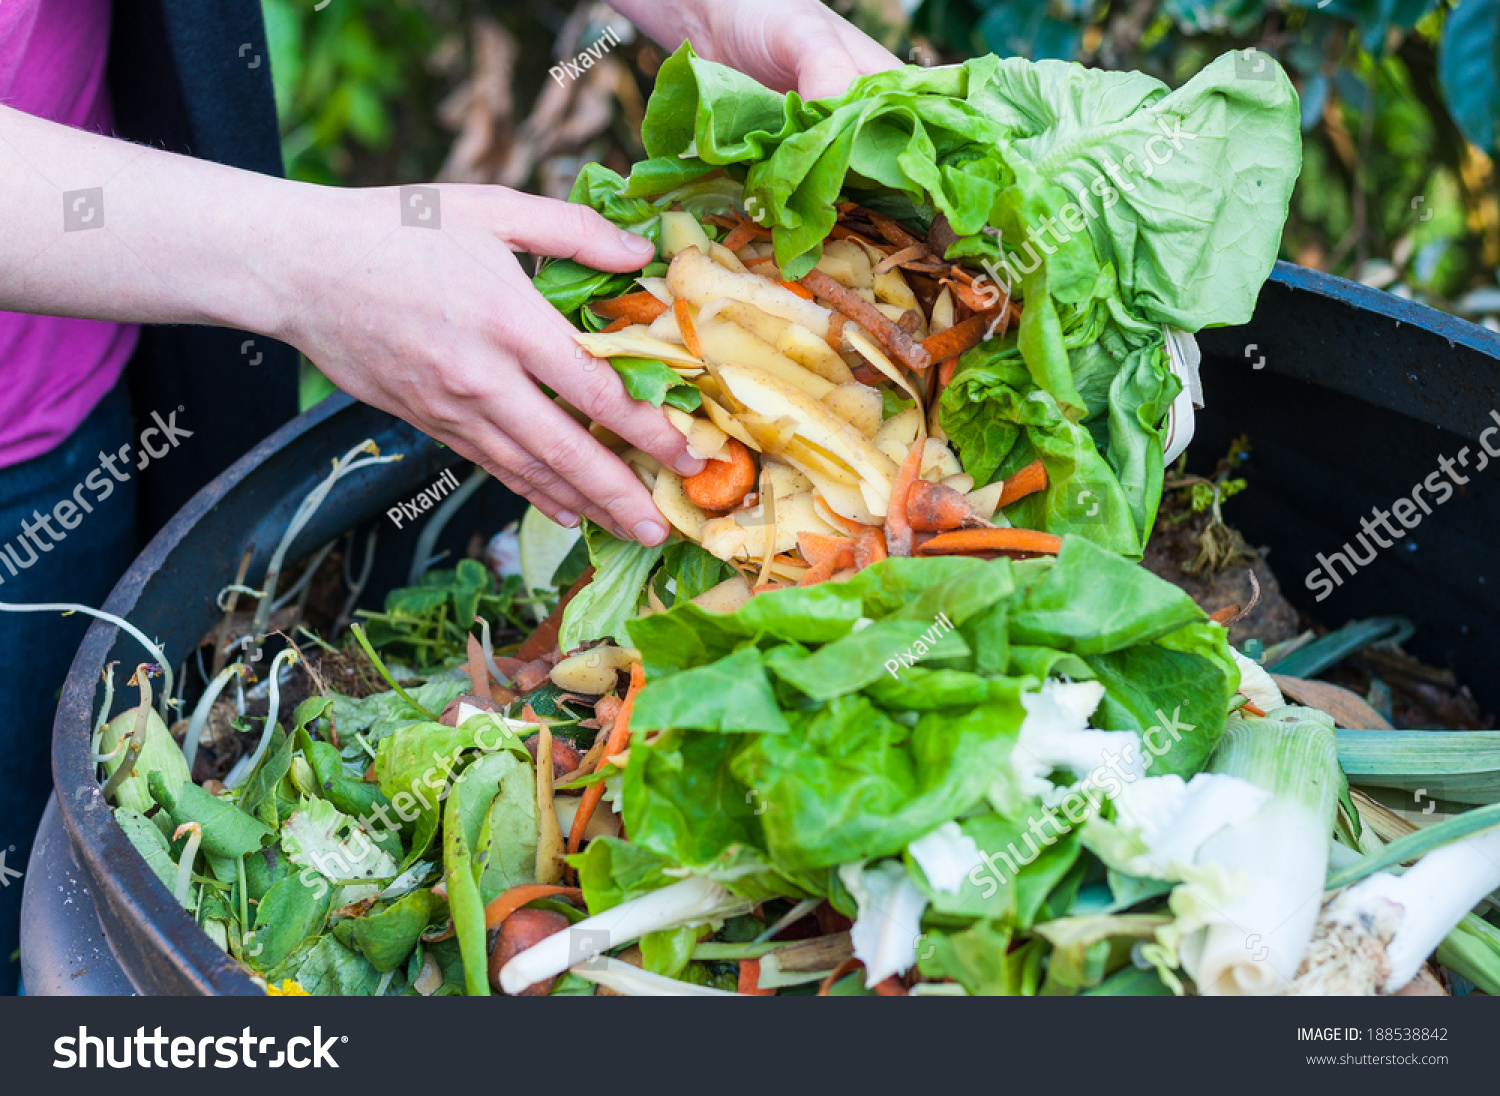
[19,261,1500,994]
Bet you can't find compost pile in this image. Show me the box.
[81,46,1500,997]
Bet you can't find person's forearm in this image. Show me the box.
[0,104,341,338]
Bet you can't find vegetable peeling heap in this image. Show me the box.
[78,47,1500,997]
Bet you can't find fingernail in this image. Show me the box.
[619,228,656,257]
[674,454,706,476]
[555,509,578,528]
[632,519,668,544]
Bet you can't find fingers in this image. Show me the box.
[789,8,902,100]
[497,192,656,271]
[446,427,643,542]
[490,394,674,545]
[506,278,706,477]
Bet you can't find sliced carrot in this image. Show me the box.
[751,582,788,596]
[1209,604,1242,625]
[483,884,584,932]
[565,663,645,868]
[591,290,668,324]
[908,479,986,533]
[996,459,1049,509]
[519,567,594,661]
[674,298,703,359]
[915,528,1063,557]
[682,437,755,512]
[796,532,856,567]
[743,255,777,268]
[599,317,631,333]
[1241,701,1268,717]
[721,221,761,253]
[779,279,816,300]
[884,436,926,558]
[738,958,776,996]
[853,527,888,570]
[938,358,958,388]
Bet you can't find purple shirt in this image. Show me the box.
[0,0,139,468]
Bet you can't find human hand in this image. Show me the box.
[276,184,704,545]
[621,0,903,100]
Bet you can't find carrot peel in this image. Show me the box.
[674,298,703,359]
[565,663,645,869]
[915,528,1063,557]
[483,884,584,932]
[884,436,925,558]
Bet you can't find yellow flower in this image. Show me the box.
[266,979,310,996]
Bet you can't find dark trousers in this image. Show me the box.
[0,383,138,994]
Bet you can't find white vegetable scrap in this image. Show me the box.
[908,821,986,895]
[499,875,751,994]
[839,860,929,987]
[1109,772,1272,881]
[1295,824,1500,995]
[1007,679,1144,807]
[1229,646,1284,712]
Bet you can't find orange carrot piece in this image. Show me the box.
[591,290,668,324]
[796,557,842,587]
[738,958,776,996]
[519,567,594,661]
[938,358,958,388]
[908,479,985,533]
[1209,604,1242,625]
[483,884,584,932]
[1241,701,1268,717]
[996,460,1049,509]
[674,298,703,359]
[600,317,631,333]
[872,976,909,996]
[796,532,857,567]
[915,528,1063,557]
[682,437,755,512]
[726,221,766,252]
[853,528,888,570]
[885,436,925,558]
[921,309,1003,363]
[780,279,816,300]
[565,663,645,869]
[751,582,788,596]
